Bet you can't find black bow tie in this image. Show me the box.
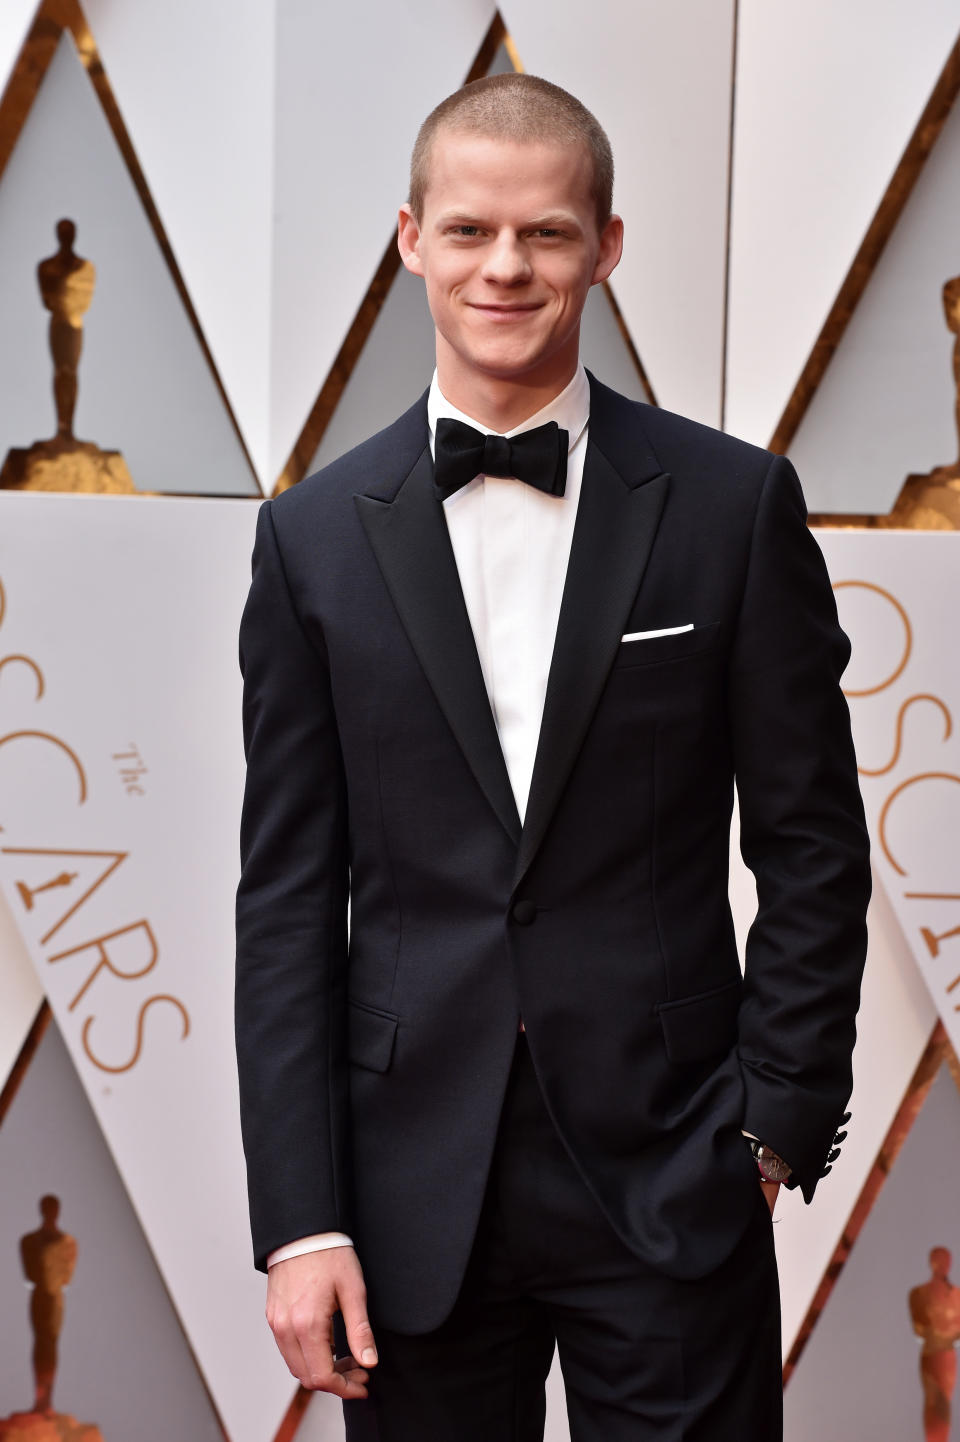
[433,417,569,502]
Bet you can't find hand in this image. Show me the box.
[760,1179,780,1217]
[266,1247,377,1398]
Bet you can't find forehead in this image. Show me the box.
[423,130,594,220]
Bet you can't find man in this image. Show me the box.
[236,73,871,1440]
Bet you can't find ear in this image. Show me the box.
[591,214,624,286]
[398,204,425,278]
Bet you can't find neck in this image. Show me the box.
[435,346,580,432]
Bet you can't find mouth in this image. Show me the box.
[468,301,544,322]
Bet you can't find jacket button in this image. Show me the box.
[511,899,537,925]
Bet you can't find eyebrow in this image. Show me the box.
[435,211,582,230]
[526,214,581,230]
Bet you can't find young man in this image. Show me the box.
[236,74,871,1440]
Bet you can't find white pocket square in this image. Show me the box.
[621,624,694,642]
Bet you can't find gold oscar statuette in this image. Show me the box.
[909,1246,960,1442]
[0,219,134,494]
[0,1197,104,1442]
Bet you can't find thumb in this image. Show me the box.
[340,1275,378,1369]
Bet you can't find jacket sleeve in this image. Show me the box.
[727,454,872,1201]
[235,498,350,1270]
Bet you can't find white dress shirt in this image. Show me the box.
[432,365,590,820]
[267,366,591,1268]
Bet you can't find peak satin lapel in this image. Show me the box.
[355,449,522,847]
[514,445,670,888]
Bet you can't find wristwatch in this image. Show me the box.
[747,1138,792,1183]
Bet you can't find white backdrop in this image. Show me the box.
[0,493,287,1442]
[826,535,960,1050]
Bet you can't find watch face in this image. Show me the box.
[756,1147,791,1183]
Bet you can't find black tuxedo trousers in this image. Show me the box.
[235,375,871,1337]
[341,1030,783,1441]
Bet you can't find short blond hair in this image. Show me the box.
[409,73,614,232]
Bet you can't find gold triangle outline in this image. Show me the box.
[0,997,50,1130]
[782,1018,956,1385]
[0,0,264,499]
[272,9,657,498]
[769,27,960,461]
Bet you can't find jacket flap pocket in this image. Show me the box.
[655,977,741,1064]
[348,999,398,1073]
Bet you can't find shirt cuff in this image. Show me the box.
[267,1233,355,1268]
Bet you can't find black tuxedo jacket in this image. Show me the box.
[235,374,871,1333]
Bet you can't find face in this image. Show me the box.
[932,1248,951,1277]
[398,130,622,404]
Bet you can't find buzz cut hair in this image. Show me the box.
[409,73,614,232]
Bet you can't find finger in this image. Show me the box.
[269,1313,311,1388]
[292,1308,366,1399]
[341,1277,378,1370]
[337,1371,369,1386]
[334,1356,370,1386]
[321,1319,370,1399]
[299,1339,368,1398]
[334,1353,368,1378]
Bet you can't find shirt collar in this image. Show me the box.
[427,364,590,458]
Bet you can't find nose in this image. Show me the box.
[481,230,531,287]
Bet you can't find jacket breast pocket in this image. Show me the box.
[348,998,399,1073]
[613,620,722,669]
[655,977,742,1065]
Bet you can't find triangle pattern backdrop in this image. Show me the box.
[0,5,958,1442]
[0,1016,225,1441]
[81,0,276,483]
[788,81,960,514]
[726,0,960,447]
[784,1062,960,1440]
[0,31,259,496]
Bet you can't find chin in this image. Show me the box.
[468,345,553,379]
